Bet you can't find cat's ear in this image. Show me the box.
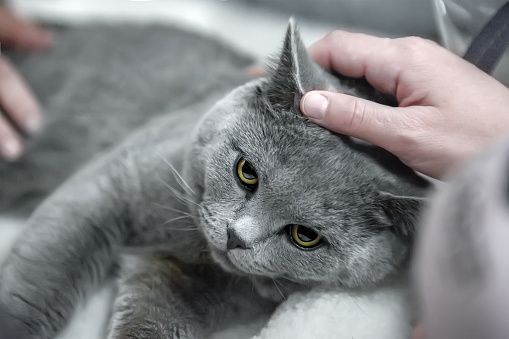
[267,18,336,110]
[375,192,428,240]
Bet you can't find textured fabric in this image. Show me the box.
[464,1,509,73]
[237,0,436,36]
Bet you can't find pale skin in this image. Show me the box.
[0,6,52,161]
[300,31,509,180]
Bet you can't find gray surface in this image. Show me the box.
[238,0,437,37]
[0,23,252,215]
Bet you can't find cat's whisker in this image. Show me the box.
[150,221,197,235]
[199,204,213,218]
[157,177,202,209]
[272,278,286,300]
[273,279,285,288]
[166,215,192,223]
[151,202,195,218]
[157,215,193,228]
[278,276,300,284]
[156,152,196,196]
[168,227,201,232]
[273,279,290,294]
[379,191,428,201]
[352,299,369,317]
[172,170,196,197]
[158,178,194,206]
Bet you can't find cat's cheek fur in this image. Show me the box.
[225,231,407,288]
[225,238,329,281]
[337,231,410,287]
[198,216,226,251]
[209,249,245,276]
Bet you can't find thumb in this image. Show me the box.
[300,91,407,150]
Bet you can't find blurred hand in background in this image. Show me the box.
[0,5,52,161]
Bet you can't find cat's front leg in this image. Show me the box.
[0,170,128,339]
[108,254,276,339]
[108,256,203,339]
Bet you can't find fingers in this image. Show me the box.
[309,31,391,75]
[0,57,42,133]
[0,6,47,160]
[0,57,42,161]
[412,323,424,339]
[308,31,436,97]
[0,7,53,50]
[0,113,22,161]
[300,91,414,151]
[245,63,267,78]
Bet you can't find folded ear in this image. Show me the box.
[267,18,339,110]
[374,191,428,240]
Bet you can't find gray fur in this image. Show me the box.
[0,21,428,339]
[0,24,253,215]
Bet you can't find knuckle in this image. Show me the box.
[394,36,437,62]
[346,98,367,131]
[391,115,426,152]
[397,36,433,49]
[322,30,342,45]
[393,128,416,150]
[323,30,368,46]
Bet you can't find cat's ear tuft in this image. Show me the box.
[376,192,428,240]
[267,18,336,110]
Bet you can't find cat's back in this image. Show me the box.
[9,24,253,112]
[0,24,253,215]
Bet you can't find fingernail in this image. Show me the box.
[301,93,329,120]
[2,139,22,161]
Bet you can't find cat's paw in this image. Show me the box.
[0,301,38,339]
[0,279,64,339]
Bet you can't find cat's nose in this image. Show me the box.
[226,228,248,250]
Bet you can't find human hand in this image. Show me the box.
[0,6,51,161]
[0,56,43,160]
[412,323,424,339]
[0,6,53,50]
[300,31,509,179]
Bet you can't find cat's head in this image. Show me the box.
[184,20,429,292]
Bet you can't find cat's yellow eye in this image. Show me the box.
[290,225,322,248]
[236,158,258,187]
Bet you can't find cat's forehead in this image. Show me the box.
[212,80,386,190]
[229,82,341,161]
[225,90,371,194]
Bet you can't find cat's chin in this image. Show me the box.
[209,248,247,276]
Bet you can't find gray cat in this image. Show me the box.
[0,20,428,338]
